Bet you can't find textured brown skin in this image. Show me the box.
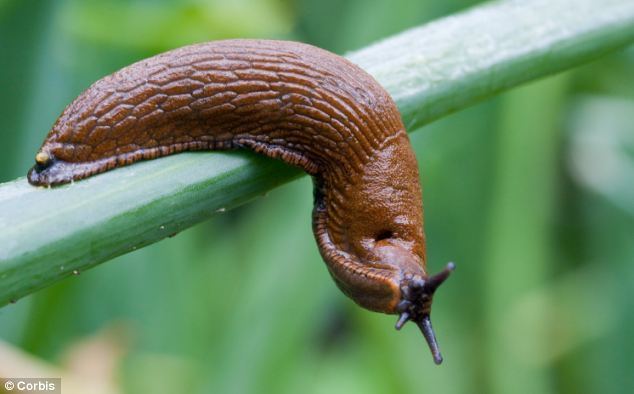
[28,40,452,362]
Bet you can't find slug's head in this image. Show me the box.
[357,238,455,365]
[394,262,455,365]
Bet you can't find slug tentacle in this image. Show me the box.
[27,39,454,364]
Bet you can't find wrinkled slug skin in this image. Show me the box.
[28,39,428,315]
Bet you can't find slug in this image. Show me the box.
[27,39,454,364]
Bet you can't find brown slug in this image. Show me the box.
[27,39,454,364]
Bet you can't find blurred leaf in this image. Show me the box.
[568,96,634,216]
[481,74,569,394]
[60,0,293,51]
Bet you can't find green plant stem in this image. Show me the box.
[1,0,633,306]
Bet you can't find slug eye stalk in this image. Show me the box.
[395,262,456,365]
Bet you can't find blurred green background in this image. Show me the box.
[1,0,633,393]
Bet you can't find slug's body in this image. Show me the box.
[28,40,453,364]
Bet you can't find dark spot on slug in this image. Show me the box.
[375,230,394,242]
[27,39,454,364]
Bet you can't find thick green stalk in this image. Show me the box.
[483,74,569,394]
[1,0,633,305]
